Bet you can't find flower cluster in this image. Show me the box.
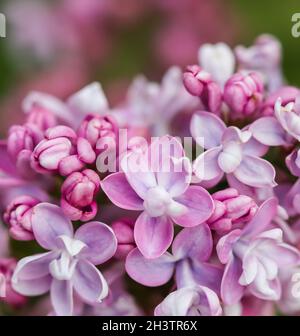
[1,34,300,316]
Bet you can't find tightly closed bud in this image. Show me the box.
[4,195,39,240]
[78,114,118,155]
[61,169,100,221]
[224,71,264,118]
[183,65,222,113]
[111,218,135,259]
[26,105,57,131]
[208,188,257,233]
[0,258,26,307]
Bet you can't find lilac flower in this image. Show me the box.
[235,34,283,92]
[102,136,214,258]
[154,285,222,316]
[223,71,264,118]
[12,203,117,316]
[61,169,100,222]
[217,198,300,305]
[31,125,95,176]
[191,111,275,188]
[198,42,235,88]
[4,195,40,240]
[183,65,222,114]
[125,224,222,293]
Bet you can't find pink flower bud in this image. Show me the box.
[261,86,300,116]
[4,195,39,241]
[31,125,78,175]
[0,258,26,307]
[7,124,42,161]
[61,169,100,221]
[183,65,222,113]
[77,114,118,154]
[208,188,257,233]
[224,71,264,118]
[26,105,57,131]
[111,218,135,259]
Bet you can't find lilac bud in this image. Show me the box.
[183,65,222,113]
[224,71,264,118]
[111,218,135,259]
[4,195,40,240]
[208,188,257,233]
[77,114,118,155]
[61,169,100,221]
[26,105,57,131]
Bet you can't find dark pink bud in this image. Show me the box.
[224,71,264,118]
[111,218,135,259]
[4,195,40,241]
[61,169,101,221]
[183,65,222,113]
[208,188,258,233]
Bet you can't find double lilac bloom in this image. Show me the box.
[126,224,222,316]
[102,136,214,258]
[217,198,300,305]
[191,111,276,188]
[12,203,117,316]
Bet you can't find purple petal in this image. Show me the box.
[221,257,244,305]
[73,260,108,304]
[193,147,223,181]
[31,203,73,250]
[156,157,192,197]
[134,212,174,259]
[242,137,268,157]
[172,224,213,261]
[51,279,73,316]
[234,154,277,188]
[125,248,175,286]
[243,198,278,238]
[172,186,214,227]
[188,261,223,294]
[75,222,117,265]
[190,111,225,149]
[12,252,57,296]
[101,172,144,210]
[250,117,287,146]
[216,229,242,264]
[286,149,300,177]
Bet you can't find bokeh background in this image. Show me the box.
[0,0,299,136]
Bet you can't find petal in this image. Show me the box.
[172,186,214,227]
[31,203,74,250]
[190,111,225,149]
[234,155,276,188]
[134,212,174,259]
[12,252,57,296]
[216,229,242,264]
[67,82,108,118]
[222,127,251,144]
[125,248,175,286]
[75,222,117,265]
[221,257,244,305]
[242,137,268,157]
[188,261,223,294]
[73,260,108,304]
[156,157,192,197]
[121,151,157,199]
[51,279,73,316]
[218,141,243,173]
[242,198,278,238]
[101,172,144,210]
[193,147,223,181]
[172,224,213,261]
[249,117,287,146]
